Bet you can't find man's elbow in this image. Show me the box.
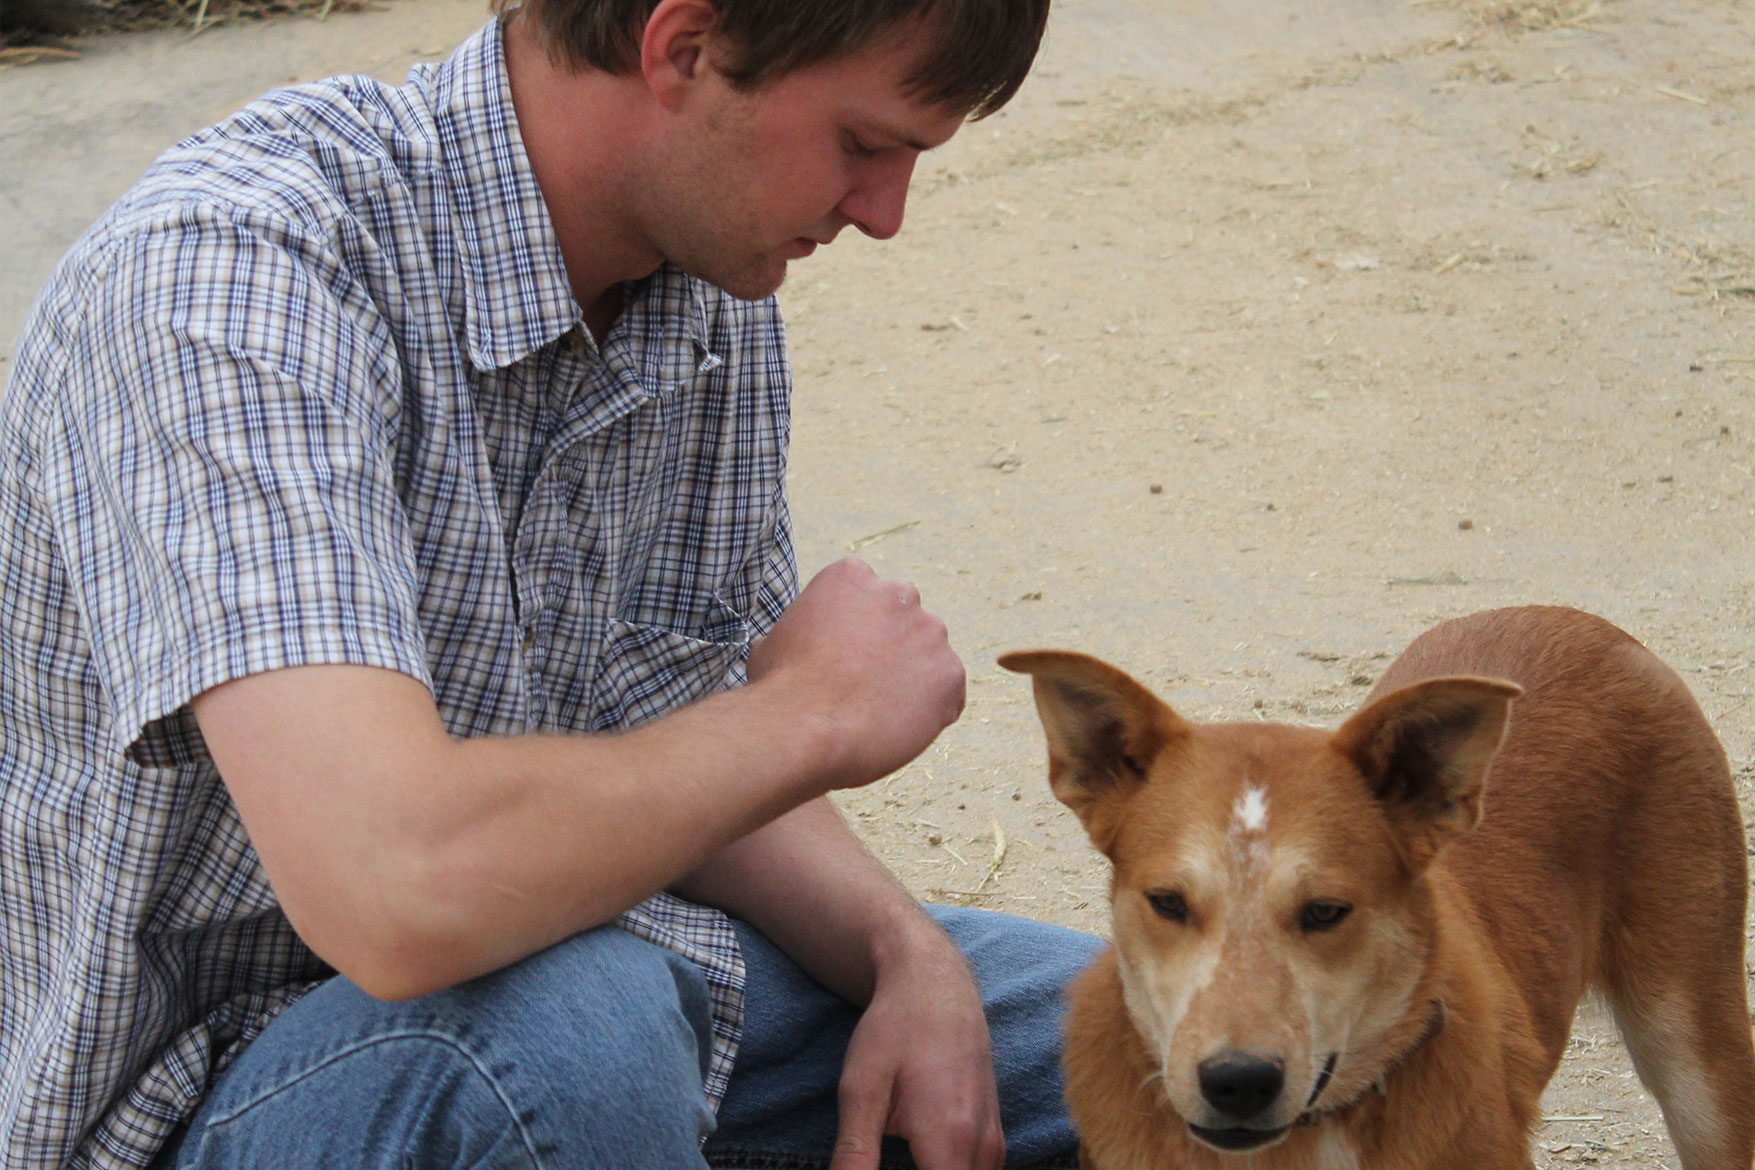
[276,858,481,1002]
[343,939,462,1002]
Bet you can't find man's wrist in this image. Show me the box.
[741,666,856,793]
[866,897,964,992]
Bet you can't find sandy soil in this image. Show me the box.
[3,1,1752,1165]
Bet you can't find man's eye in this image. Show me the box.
[842,134,879,158]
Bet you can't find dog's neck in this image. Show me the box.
[1295,997,1448,1128]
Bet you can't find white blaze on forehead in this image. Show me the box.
[1232,786,1269,836]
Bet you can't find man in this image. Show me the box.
[0,0,1098,1167]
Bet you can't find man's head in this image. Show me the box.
[498,0,1050,300]
[495,0,1049,122]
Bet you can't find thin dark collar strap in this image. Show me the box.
[1295,998,1447,1127]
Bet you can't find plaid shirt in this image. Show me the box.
[0,20,797,1169]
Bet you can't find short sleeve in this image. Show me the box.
[745,479,798,642]
[41,206,432,766]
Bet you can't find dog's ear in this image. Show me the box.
[998,651,1189,841]
[1331,676,1521,868]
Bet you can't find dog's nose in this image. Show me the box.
[1197,1050,1285,1120]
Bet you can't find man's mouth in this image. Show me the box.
[1187,1123,1290,1152]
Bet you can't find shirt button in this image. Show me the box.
[521,628,536,654]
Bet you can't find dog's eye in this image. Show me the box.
[1146,891,1189,923]
[1299,900,1352,932]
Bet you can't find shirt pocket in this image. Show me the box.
[587,605,750,732]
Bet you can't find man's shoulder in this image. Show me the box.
[21,74,447,352]
[117,74,435,237]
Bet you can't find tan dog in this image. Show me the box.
[1002,606,1755,1170]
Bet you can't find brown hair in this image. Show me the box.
[493,0,1051,120]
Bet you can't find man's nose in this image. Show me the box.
[841,153,918,241]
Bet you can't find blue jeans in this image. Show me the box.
[153,905,1101,1169]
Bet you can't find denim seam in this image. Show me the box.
[703,1150,912,1170]
[199,1028,544,1168]
[704,1151,1077,1170]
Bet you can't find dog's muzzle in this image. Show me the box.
[1187,1122,1291,1152]
[1188,1050,1293,1151]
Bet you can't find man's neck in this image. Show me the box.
[502,17,664,342]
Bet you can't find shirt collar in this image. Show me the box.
[616,264,723,376]
[421,20,580,371]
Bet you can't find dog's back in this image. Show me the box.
[1374,606,1755,1167]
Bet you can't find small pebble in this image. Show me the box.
[1458,518,1474,530]
[1149,483,1164,494]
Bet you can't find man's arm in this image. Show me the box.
[191,558,963,1001]
[673,798,1006,1170]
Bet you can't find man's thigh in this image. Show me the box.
[157,925,718,1170]
[706,905,1102,1170]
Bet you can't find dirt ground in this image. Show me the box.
[3,0,1753,1165]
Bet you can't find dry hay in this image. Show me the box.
[1,0,377,56]
[1429,0,1609,31]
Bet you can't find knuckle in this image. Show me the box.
[941,1116,984,1161]
[833,1132,874,1155]
[836,1070,880,1109]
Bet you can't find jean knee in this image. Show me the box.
[180,1030,543,1169]
[434,928,719,1148]
[176,926,717,1169]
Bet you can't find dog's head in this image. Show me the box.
[1000,650,1519,1154]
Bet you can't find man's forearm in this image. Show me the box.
[672,795,949,1006]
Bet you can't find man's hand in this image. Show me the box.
[749,557,965,788]
[829,922,1005,1170]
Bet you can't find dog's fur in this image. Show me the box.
[1003,607,1755,1170]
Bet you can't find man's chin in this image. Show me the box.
[682,258,788,303]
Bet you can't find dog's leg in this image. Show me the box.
[1600,870,1755,1170]
[1590,665,1755,1170]
[1605,971,1755,1170]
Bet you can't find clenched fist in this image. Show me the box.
[748,558,965,790]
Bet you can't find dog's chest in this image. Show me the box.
[1312,1128,1364,1170]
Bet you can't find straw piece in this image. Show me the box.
[1653,84,1708,106]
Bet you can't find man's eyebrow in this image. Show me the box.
[855,118,949,154]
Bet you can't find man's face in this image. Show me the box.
[645,28,969,300]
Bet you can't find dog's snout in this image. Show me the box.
[1197,1050,1285,1120]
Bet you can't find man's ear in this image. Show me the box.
[640,0,721,111]
[998,651,1189,845]
[1330,676,1521,868]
